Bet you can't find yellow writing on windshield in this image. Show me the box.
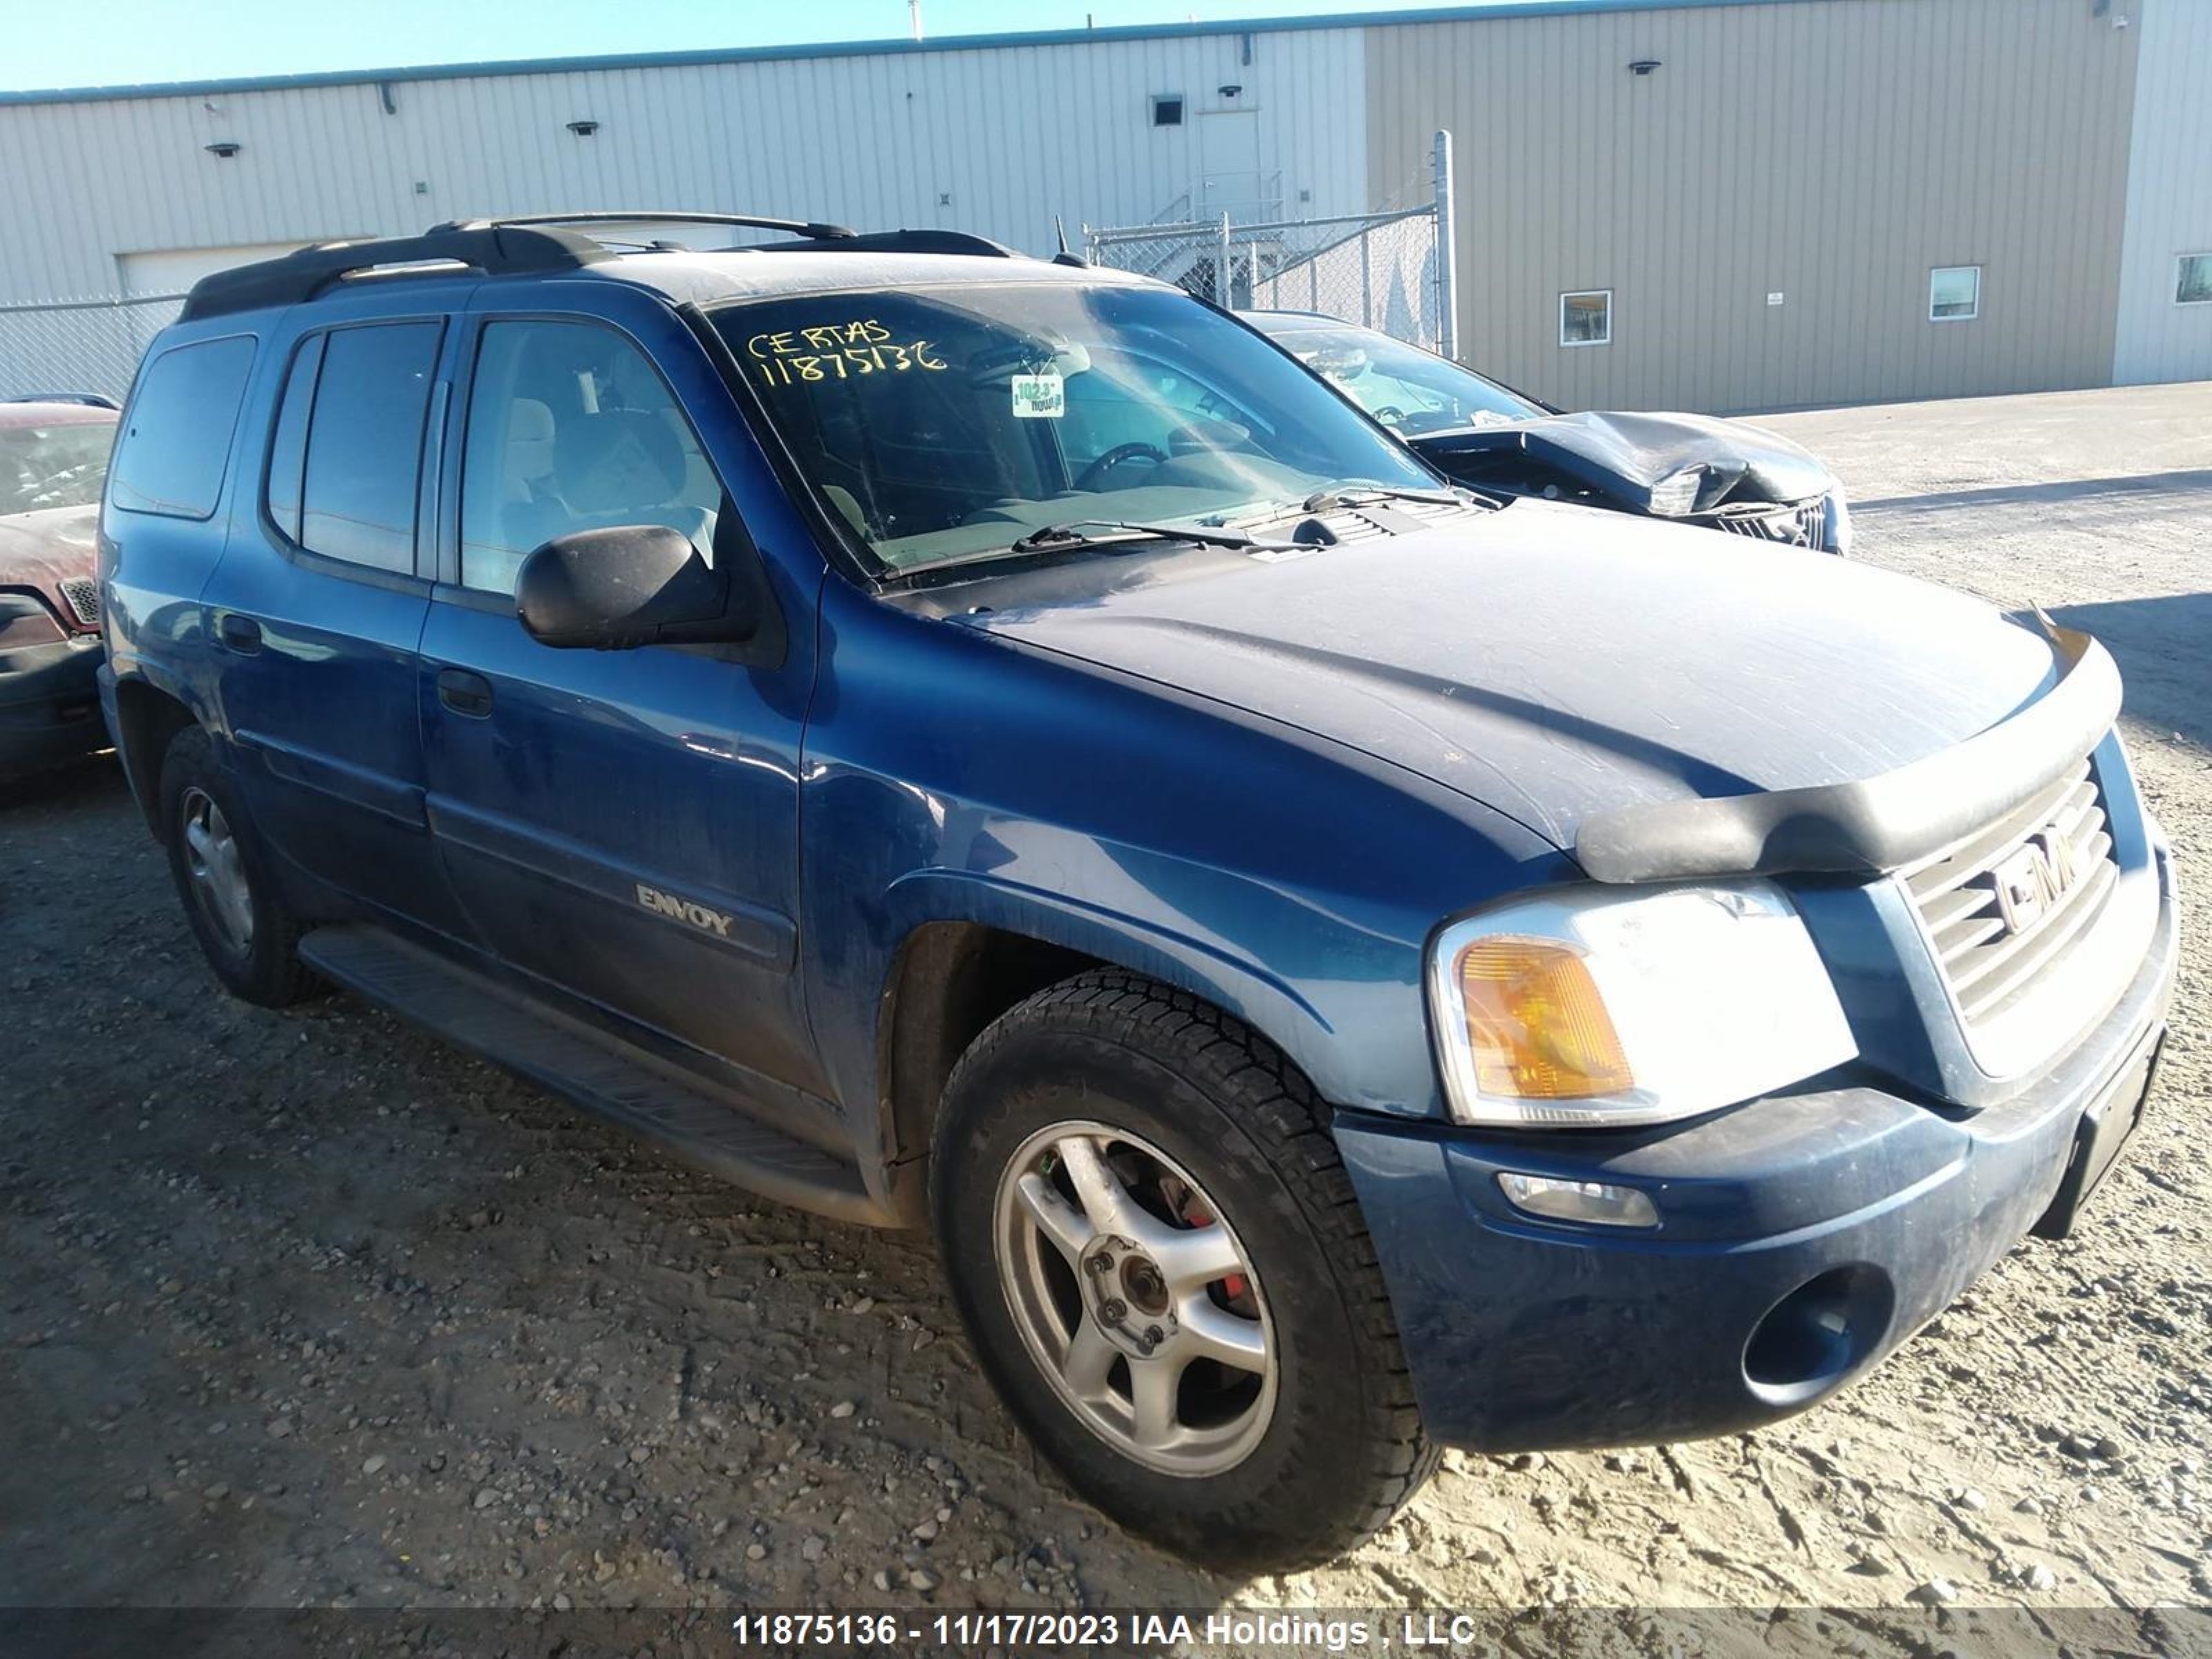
[747,319,948,386]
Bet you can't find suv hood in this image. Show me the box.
[0,502,100,592]
[1412,410,1835,515]
[969,499,2063,854]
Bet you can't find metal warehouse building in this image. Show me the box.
[1,0,2206,413]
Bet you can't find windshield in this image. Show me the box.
[711,283,1444,572]
[1,420,115,516]
[1268,325,1542,436]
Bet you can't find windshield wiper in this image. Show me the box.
[1005,519,1300,555]
[1300,482,1469,512]
[881,518,1300,582]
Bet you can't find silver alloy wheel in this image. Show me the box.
[993,1119,1277,1477]
[180,787,254,955]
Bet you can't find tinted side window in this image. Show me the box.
[299,321,443,574]
[263,334,324,544]
[109,335,256,519]
[459,319,724,596]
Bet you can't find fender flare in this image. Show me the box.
[879,865,1333,1037]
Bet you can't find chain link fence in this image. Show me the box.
[4,134,1459,402]
[1083,131,1459,356]
[0,293,183,404]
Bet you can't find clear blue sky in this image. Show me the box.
[1,0,1496,93]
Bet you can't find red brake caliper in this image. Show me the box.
[1185,1208,1248,1302]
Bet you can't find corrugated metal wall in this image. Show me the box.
[0,28,1369,301]
[2,2,2202,406]
[2112,0,2212,386]
[1365,0,2144,413]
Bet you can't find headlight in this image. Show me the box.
[1821,482,1853,556]
[1646,466,1703,517]
[1427,881,1856,1128]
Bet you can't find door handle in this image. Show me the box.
[218,613,262,653]
[436,667,494,718]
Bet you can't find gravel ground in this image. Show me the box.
[1,382,2208,1641]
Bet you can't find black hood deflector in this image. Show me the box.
[1574,618,2121,883]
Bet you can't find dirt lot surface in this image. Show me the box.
[3,382,2208,1643]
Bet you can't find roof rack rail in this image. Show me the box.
[753,228,1020,259]
[176,216,1029,324]
[179,224,608,321]
[434,211,859,242]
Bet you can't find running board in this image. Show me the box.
[297,924,892,1227]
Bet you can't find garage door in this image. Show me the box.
[116,241,333,301]
[114,241,350,367]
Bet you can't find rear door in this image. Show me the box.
[199,292,471,936]
[416,289,825,1105]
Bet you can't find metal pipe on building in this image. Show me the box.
[1432,129,1458,361]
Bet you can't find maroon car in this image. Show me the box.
[1,400,118,780]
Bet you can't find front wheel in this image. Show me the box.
[932,971,1438,1570]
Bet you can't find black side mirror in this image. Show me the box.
[514,524,758,650]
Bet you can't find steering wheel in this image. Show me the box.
[1371,405,1406,427]
[1075,442,1168,493]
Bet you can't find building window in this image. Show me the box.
[1559,290,1611,347]
[2179,254,2212,306]
[1151,94,1184,127]
[1929,265,1981,322]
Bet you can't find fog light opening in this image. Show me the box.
[1743,1265,1894,1405]
[1495,1171,1658,1228]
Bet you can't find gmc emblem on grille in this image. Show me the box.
[1988,828,2079,937]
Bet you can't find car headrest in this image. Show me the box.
[503,397,555,485]
[554,410,686,516]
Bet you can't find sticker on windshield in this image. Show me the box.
[1011,372,1065,419]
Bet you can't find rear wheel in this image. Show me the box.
[158,727,318,1007]
[932,970,1438,1569]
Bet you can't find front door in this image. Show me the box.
[417,299,823,1103]
[1197,109,1265,222]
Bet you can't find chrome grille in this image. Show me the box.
[1713,498,1826,547]
[57,577,100,628]
[1902,757,2120,1027]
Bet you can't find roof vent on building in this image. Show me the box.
[204,140,243,158]
[566,118,600,137]
[1628,59,1662,76]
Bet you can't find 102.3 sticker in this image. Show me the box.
[1010,371,1065,418]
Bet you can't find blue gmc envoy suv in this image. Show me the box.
[98,216,2179,1568]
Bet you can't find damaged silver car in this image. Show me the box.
[1247,310,1850,554]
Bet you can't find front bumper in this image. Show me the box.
[1338,847,2180,1453]
[0,633,105,777]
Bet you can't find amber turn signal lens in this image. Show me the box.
[1453,935,1634,1098]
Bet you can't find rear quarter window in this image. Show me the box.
[109,334,257,519]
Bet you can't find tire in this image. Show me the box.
[931,969,1438,1570]
[156,725,319,1008]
